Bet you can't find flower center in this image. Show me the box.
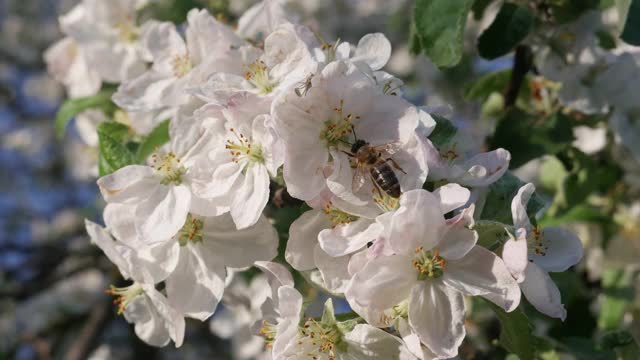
[151,152,186,185]
[439,143,459,163]
[259,320,277,348]
[245,60,277,95]
[324,202,358,228]
[391,299,409,319]
[172,54,192,78]
[528,225,548,256]
[373,192,399,212]
[413,247,446,280]
[319,99,360,148]
[116,18,138,43]
[177,214,203,246]
[225,128,265,166]
[320,39,341,63]
[105,283,143,315]
[299,318,343,360]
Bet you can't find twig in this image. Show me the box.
[504,45,533,108]
[64,296,112,360]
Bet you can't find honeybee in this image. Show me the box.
[343,131,406,199]
[294,74,314,97]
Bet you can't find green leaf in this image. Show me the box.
[55,89,115,138]
[464,69,511,101]
[490,110,574,168]
[136,120,170,162]
[97,122,136,176]
[481,172,546,224]
[560,337,616,360]
[540,204,609,227]
[600,330,635,350]
[598,267,635,331]
[486,300,535,360]
[550,0,600,24]
[477,4,535,60]
[621,0,640,45]
[474,220,509,250]
[428,115,458,148]
[551,148,623,214]
[413,0,475,68]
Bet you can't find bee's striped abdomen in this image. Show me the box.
[370,163,401,198]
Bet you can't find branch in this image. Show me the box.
[64,297,112,360]
[504,45,533,108]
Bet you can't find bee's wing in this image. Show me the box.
[352,163,368,193]
[373,142,403,156]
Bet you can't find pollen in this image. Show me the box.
[324,202,358,228]
[172,54,192,78]
[299,318,343,360]
[320,99,361,148]
[177,214,204,246]
[244,60,277,95]
[105,283,143,315]
[151,152,186,185]
[413,247,446,280]
[225,128,265,165]
[528,225,548,256]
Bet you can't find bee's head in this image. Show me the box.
[351,139,368,154]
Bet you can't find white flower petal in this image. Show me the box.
[201,213,278,268]
[532,227,584,272]
[408,282,465,359]
[97,165,154,203]
[142,285,186,347]
[124,295,171,347]
[502,228,529,283]
[136,185,192,242]
[438,205,477,260]
[254,261,295,298]
[230,165,271,229]
[442,246,521,312]
[521,262,567,320]
[345,324,417,359]
[285,210,331,271]
[511,183,535,230]
[352,33,392,71]
[458,148,510,187]
[318,218,382,257]
[313,245,351,293]
[433,183,470,214]
[390,189,446,255]
[346,255,416,312]
[165,245,226,321]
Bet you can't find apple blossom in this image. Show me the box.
[346,188,521,358]
[59,0,148,84]
[193,92,283,229]
[272,60,424,203]
[502,183,583,320]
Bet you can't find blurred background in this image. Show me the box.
[1,0,639,359]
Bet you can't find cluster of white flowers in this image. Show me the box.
[46,1,584,359]
[534,10,640,163]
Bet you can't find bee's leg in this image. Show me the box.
[385,158,407,174]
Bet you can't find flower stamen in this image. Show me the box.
[105,283,143,315]
[413,247,446,280]
[151,152,186,185]
[324,201,358,228]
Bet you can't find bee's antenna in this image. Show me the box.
[351,124,358,141]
